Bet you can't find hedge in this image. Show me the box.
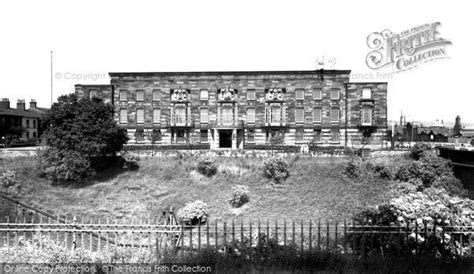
[123,143,211,151]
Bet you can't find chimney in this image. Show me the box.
[29,99,37,109]
[17,99,25,110]
[0,98,10,109]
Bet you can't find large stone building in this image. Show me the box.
[75,69,388,149]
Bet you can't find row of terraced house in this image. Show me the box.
[75,69,388,149]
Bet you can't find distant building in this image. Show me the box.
[393,114,451,143]
[0,98,49,145]
[75,69,388,149]
[450,115,474,144]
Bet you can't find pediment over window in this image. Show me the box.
[218,87,238,101]
[171,88,190,102]
[265,88,286,101]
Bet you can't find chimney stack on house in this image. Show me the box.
[17,99,26,110]
[29,99,37,109]
[0,98,10,109]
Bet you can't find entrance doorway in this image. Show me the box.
[219,130,232,148]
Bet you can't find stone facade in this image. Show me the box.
[75,70,388,149]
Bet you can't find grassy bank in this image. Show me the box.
[0,155,407,221]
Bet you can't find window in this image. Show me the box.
[200,130,208,142]
[247,129,255,142]
[153,109,161,124]
[361,107,373,125]
[176,129,186,143]
[120,109,128,124]
[26,120,30,128]
[221,105,234,124]
[295,128,304,143]
[268,129,284,142]
[200,89,209,100]
[120,90,127,101]
[136,109,144,124]
[135,129,145,141]
[313,129,321,142]
[295,89,304,100]
[314,108,322,123]
[331,128,340,142]
[330,109,339,123]
[295,108,304,123]
[137,90,145,101]
[330,89,340,100]
[90,90,98,99]
[247,108,255,124]
[200,108,208,123]
[174,107,186,125]
[247,89,255,100]
[26,132,29,138]
[153,90,160,101]
[362,88,372,99]
[33,132,36,138]
[33,120,36,128]
[313,89,322,100]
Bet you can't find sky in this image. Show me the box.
[0,0,472,125]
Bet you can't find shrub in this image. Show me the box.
[176,200,209,225]
[432,175,468,197]
[373,162,393,179]
[1,170,17,187]
[122,154,140,170]
[37,148,95,182]
[410,143,431,160]
[197,157,218,177]
[343,159,361,179]
[262,156,289,184]
[229,185,250,208]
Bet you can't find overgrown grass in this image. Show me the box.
[0,155,409,221]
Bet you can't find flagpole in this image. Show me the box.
[50,51,53,107]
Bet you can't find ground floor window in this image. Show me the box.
[247,129,255,142]
[176,129,186,143]
[200,130,208,142]
[313,129,321,142]
[295,128,304,143]
[331,128,340,142]
[266,129,285,143]
[135,129,145,142]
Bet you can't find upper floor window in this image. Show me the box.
[220,104,234,125]
[153,109,161,124]
[247,89,256,100]
[136,109,145,124]
[200,89,209,100]
[362,88,372,99]
[295,89,304,100]
[26,120,30,128]
[247,108,255,124]
[330,108,339,123]
[361,107,373,125]
[313,89,322,100]
[120,90,127,101]
[200,108,209,124]
[330,89,340,100]
[314,108,322,123]
[266,103,283,125]
[295,108,304,123]
[90,90,98,99]
[172,105,187,125]
[33,120,36,128]
[120,109,127,124]
[137,90,145,101]
[153,90,160,101]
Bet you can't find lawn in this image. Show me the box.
[0,154,408,222]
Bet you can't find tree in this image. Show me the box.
[38,94,129,182]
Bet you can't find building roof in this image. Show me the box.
[0,108,43,118]
[109,69,353,78]
[417,126,452,136]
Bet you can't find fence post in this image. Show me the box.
[275,219,278,245]
[326,220,329,252]
[6,216,10,251]
[206,220,210,248]
[81,217,84,250]
[240,219,244,251]
[232,219,235,243]
[415,220,418,255]
[72,216,77,250]
[292,220,296,246]
[335,220,338,251]
[98,218,101,252]
[343,219,347,253]
[198,220,201,251]
[249,219,253,248]
[189,222,193,252]
[64,216,68,249]
[223,220,227,247]
[283,219,287,247]
[301,220,304,253]
[309,220,312,253]
[215,220,218,248]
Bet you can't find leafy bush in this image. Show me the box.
[197,157,218,177]
[395,153,453,190]
[1,170,17,187]
[229,185,250,208]
[262,156,290,184]
[37,148,95,182]
[343,159,361,179]
[410,143,431,160]
[177,200,209,225]
[373,162,393,179]
[122,154,140,170]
